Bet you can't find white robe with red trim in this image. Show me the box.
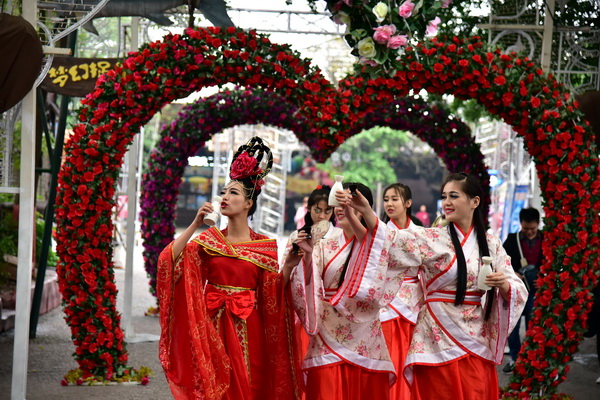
[289,226,395,380]
[379,219,424,324]
[355,222,527,384]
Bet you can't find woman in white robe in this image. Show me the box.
[380,183,423,400]
[337,173,528,400]
[289,182,395,400]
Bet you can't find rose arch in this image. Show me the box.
[53,26,600,396]
[139,89,488,305]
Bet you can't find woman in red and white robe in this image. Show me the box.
[380,183,423,400]
[340,173,527,400]
[289,182,395,400]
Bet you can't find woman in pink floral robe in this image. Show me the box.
[380,183,423,400]
[339,173,528,400]
[289,182,395,400]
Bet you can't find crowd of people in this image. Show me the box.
[155,137,538,399]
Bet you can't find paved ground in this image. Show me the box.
[1,240,599,399]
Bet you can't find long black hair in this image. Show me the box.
[381,182,413,223]
[303,185,335,227]
[442,173,494,320]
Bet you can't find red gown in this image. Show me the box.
[157,227,301,399]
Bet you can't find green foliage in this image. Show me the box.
[428,94,500,124]
[320,126,404,188]
[0,210,18,260]
[35,212,58,267]
[0,207,58,277]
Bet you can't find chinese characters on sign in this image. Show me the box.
[41,56,121,97]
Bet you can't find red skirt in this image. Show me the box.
[411,355,499,400]
[382,316,415,400]
[305,362,390,400]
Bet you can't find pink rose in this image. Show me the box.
[230,152,258,179]
[359,57,379,67]
[426,16,442,36]
[373,24,396,45]
[387,34,408,49]
[441,0,452,8]
[398,1,415,18]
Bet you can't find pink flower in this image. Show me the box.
[359,57,379,67]
[387,34,408,49]
[373,24,396,45]
[398,1,415,18]
[441,0,452,8]
[425,16,442,36]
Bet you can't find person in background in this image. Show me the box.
[157,137,300,399]
[340,172,527,400]
[282,186,335,282]
[380,183,423,400]
[295,196,309,230]
[415,204,431,227]
[501,207,544,373]
[281,185,337,395]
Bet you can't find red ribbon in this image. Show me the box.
[205,285,256,320]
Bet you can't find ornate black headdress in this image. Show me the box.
[229,136,273,199]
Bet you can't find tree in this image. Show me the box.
[319,126,445,193]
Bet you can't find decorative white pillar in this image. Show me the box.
[11,0,37,397]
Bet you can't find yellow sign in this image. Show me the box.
[286,176,320,194]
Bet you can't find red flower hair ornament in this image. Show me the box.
[229,136,273,197]
[230,151,261,180]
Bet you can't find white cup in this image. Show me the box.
[204,196,222,226]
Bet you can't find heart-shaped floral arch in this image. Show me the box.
[139,88,488,305]
[54,27,600,396]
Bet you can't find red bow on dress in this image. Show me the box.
[205,285,256,320]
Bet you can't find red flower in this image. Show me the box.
[230,151,260,180]
[493,75,506,85]
[530,96,541,108]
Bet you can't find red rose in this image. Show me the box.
[230,152,259,180]
[530,96,541,108]
[493,76,506,85]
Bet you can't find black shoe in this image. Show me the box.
[502,362,514,374]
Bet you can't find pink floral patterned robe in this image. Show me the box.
[356,221,528,388]
[289,226,396,386]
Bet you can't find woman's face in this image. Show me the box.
[334,190,360,229]
[383,188,411,220]
[310,200,333,224]
[441,181,479,228]
[220,182,252,217]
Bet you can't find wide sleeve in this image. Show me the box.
[289,238,325,336]
[157,240,230,400]
[279,231,298,272]
[258,269,302,399]
[330,221,423,323]
[486,234,528,363]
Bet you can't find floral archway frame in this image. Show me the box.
[139,89,489,304]
[54,27,600,396]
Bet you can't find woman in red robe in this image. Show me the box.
[157,137,300,399]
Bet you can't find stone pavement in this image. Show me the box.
[0,240,599,399]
